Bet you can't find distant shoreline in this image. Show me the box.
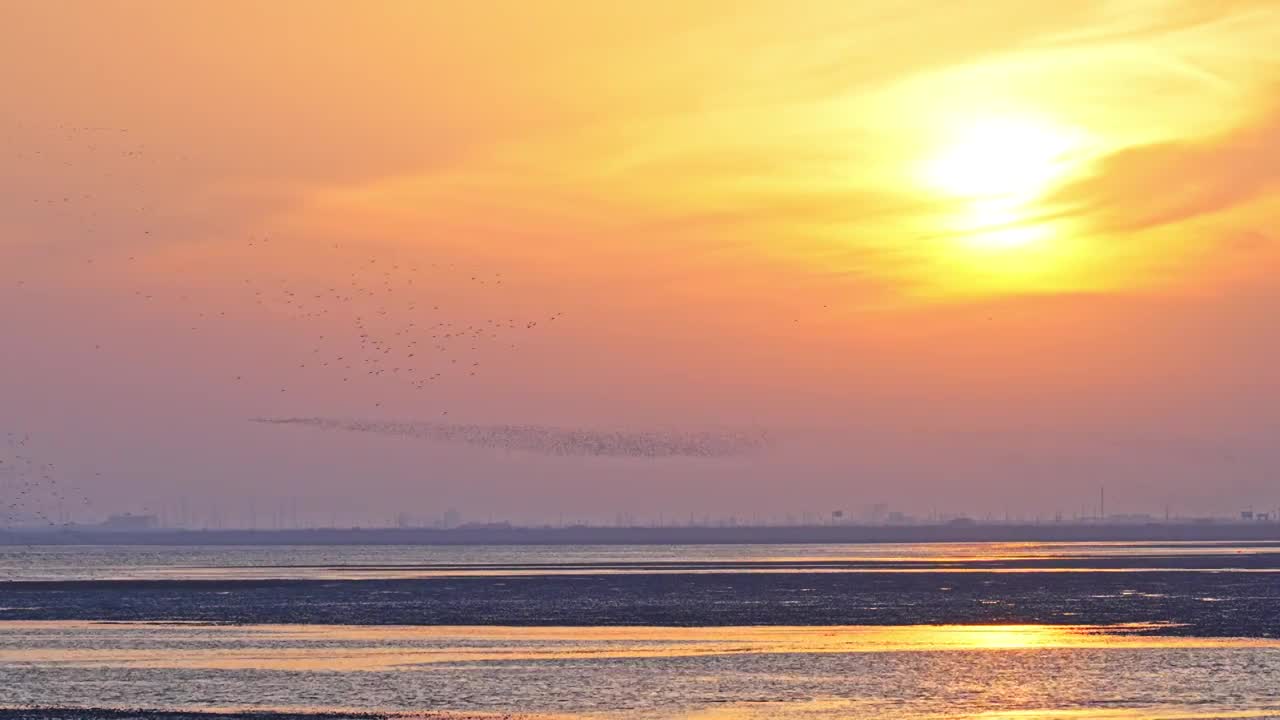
[2,522,1279,546]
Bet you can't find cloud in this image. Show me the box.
[1048,106,1280,235]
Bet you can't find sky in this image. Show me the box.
[2,0,1280,525]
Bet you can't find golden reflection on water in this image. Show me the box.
[3,621,1278,672]
[685,700,1280,720]
[163,541,1280,581]
[961,709,1280,720]
[10,541,1278,582]
[136,564,1280,580]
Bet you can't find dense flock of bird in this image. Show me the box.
[228,236,565,403]
[6,124,567,414]
[1,124,771,527]
[253,417,770,459]
[0,432,92,527]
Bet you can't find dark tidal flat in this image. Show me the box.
[3,567,1279,636]
[0,707,394,712]
[3,696,552,720]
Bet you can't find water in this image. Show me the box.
[2,542,1279,718]
[3,541,1279,581]
[2,622,1279,718]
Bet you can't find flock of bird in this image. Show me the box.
[0,432,92,527]
[253,417,770,459]
[225,236,566,404]
[2,123,772,527]
[7,124,567,415]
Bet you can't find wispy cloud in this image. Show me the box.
[1048,105,1280,234]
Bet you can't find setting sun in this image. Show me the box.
[921,115,1089,252]
[923,116,1083,200]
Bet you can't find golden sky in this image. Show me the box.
[2,1,1279,519]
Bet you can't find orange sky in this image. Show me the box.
[2,1,1279,522]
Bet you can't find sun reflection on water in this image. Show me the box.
[1,621,1273,671]
[687,702,1280,720]
[3,621,1280,720]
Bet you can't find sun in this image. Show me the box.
[920,114,1086,251]
[923,116,1079,199]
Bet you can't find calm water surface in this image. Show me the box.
[1,621,1279,719]
[2,541,1278,580]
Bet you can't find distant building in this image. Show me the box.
[458,521,512,530]
[441,509,461,529]
[1108,513,1157,524]
[99,513,158,531]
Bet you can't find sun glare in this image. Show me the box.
[924,117,1080,200]
[919,114,1088,255]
